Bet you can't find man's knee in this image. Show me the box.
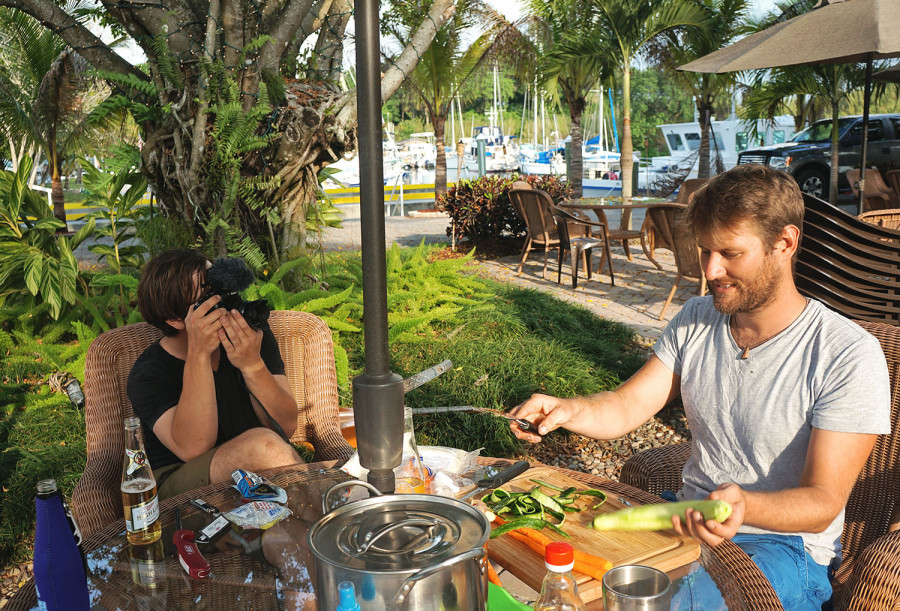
[238,428,298,461]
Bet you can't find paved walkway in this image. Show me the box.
[322,214,698,344]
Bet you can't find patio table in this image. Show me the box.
[5,458,780,610]
[560,200,669,270]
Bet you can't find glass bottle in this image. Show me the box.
[121,417,162,544]
[394,406,427,494]
[33,479,90,611]
[534,542,586,611]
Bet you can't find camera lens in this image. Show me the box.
[242,300,270,328]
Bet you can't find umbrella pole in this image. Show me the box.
[351,0,404,493]
[857,53,873,215]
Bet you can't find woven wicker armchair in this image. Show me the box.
[71,310,353,539]
[621,320,900,610]
[858,208,900,231]
[648,203,708,321]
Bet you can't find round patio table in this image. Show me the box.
[6,458,781,610]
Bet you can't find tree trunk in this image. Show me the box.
[563,87,585,199]
[697,99,712,180]
[620,64,634,204]
[50,163,68,233]
[434,113,447,197]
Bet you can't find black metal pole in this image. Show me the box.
[351,0,403,493]
[858,53,873,215]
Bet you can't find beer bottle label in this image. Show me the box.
[125,448,148,476]
[125,495,159,532]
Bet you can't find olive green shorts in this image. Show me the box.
[154,446,219,501]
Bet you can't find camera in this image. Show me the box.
[195,257,270,329]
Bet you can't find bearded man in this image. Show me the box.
[510,164,891,609]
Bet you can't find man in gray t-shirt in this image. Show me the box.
[511,165,891,609]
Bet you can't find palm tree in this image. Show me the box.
[0,8,110,231]
[383,0,500,197]
[548,0,710,202]
[653,0,749,180]
[742,65,870,204]
[522,0,611,199]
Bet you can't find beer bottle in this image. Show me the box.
[121,417,162,544]
[33,479,90,610]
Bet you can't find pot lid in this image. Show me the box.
[309,494,490,572]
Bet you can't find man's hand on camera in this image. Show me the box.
[218,310,264,373]
[185,295,225,356]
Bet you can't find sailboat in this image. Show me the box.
[464,65,519,173]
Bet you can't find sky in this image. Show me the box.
[489,0,783,22]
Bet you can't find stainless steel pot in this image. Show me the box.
[308,481,491,610]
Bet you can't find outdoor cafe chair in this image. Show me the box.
[71,310,354,539]
[858,208,900,231]
[847,168,899,213]
[621,319,900,610]
[550,205,614,289]
[649,203,707,321]
[886,170,900,201]
[509,187,567,279]
[797,193,900,326]
[640,178,709,271]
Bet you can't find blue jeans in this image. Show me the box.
[662,493,833,610]
[672,535,832,610]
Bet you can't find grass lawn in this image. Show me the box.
[0,244,646,573]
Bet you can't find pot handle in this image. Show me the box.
[322,480,383,514]
[391,546,486,606]
[354,517,441,554]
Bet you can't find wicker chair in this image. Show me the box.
[509,187,564,278]
[70,310,353,539]
[621,320,900,610]
[650,203,707,321]
[859,208,900,231]
[639,179,707,271]
[549,205,613,288]
[797,193,900,325]
[886,170,900,200]
[847,168,900,213]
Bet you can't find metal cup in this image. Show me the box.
[602,565,672,610]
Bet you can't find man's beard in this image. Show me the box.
[711,254,782,316]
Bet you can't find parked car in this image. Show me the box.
[737,114,900,199]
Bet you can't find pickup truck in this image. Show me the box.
[736,114,900,199]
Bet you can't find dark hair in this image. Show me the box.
[684,164,804,254]
[137,249,210,336]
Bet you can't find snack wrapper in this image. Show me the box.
[231,469,288,504]
[223,501,292,530]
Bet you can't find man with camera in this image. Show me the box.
[127,249,301,500]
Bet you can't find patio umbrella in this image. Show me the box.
[678,0,900,213]
[350,0,405,493]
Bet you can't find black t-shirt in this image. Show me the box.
[126,324,286,470]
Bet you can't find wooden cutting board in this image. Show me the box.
[485,466,700,605]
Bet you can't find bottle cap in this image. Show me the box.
[36,479,58,495]
[337,581,361,611]
[545,541,575,570]
[124,416,140,429]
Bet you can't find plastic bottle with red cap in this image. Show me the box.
[533,542,586,610]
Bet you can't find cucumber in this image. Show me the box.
[591,499,732,532]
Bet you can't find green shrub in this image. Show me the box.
[436,174,574,247]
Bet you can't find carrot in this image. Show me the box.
[487,560,503,586]
[493,516,613,577]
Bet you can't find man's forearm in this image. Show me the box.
[170,352,219,453]
[554,391,647,440]
[742,486,844,534]
[242,366,298,436]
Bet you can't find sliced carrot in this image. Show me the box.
[487,560,503,586]
[492,515,613,579]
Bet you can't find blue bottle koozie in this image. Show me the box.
[33,479,90,610]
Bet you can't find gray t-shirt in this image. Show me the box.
[654,296,890,566]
